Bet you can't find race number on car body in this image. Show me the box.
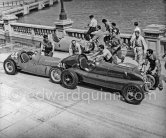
[11,52,18,60]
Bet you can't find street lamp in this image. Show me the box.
[59,0,67,20]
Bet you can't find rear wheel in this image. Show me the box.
[3,59,17,75]
[122,84,144,105]
[61,69,78,89]
[49,67,62,84]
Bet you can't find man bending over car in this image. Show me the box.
[91,44,112,63]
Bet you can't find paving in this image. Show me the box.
[0,44,166,138]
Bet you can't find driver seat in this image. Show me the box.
[79,56,91,71]
[20,52,30,63]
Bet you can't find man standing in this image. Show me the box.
[111,22,120,35]
[85,15,97,41]
[41,34,53,57]
[132,30,148,69]
[130,22,141,44]
[69,40,83,56]
[102,19,112,43]
[145,49,163,90]
[108,30,123,64]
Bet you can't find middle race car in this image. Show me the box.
[50,54,149,105]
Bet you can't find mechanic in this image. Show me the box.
[91,44,112,63]
[162,53,166,70]
[90,25,105,47]
[108,30,123,64]
[85,15,98,41]
[102,19,112,43]
[132,30,148,70]
[69,40,83,56]
[130,22,141,45]
[41,34,53,57]
[144,49,163,90]
[111,22,120,35]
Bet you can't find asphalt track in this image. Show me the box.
[0,60,166,138]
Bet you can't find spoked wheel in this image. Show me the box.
[146,74,155,90]
[3,59,17,75]
[122,84,144,105]
[49,67,62,84]
[61,69,78,89]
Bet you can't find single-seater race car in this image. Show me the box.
[3,50,61,78]
[50,54,149,105]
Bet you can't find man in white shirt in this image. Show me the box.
[91,44,112,63]
[130,22,141,44]
[132,30,148,69]
[85,15,98,41]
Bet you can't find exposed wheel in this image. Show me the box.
[3,59,17,75]
[146,74,155,90]
[49,66,62,84]
[122,84,144,105]
[61,69,78,89]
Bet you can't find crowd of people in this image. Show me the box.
[40,14,165,91]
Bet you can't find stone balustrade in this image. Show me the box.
[1,0,58,16]
[10,22,56,36]
[0,0,24,7]
[66,28,132,46]
[0,17,165,57]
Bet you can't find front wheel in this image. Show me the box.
[122,84,144,105]
[146,74,155,90]
[49,67,62,84]
[3,59,17,75]
[61,69,78,89]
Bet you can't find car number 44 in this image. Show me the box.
[11,52,18,59]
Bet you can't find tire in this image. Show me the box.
[3,59,17,75]
[146,74,155,90]
[49,66,62,84]
[122,84,144,105]
[61,69,78,89]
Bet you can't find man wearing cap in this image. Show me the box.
[132,30,148,69]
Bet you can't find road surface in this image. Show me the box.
[0,60,166,138]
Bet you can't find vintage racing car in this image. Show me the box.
[3,50,61,79]
[51,54,149,104]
